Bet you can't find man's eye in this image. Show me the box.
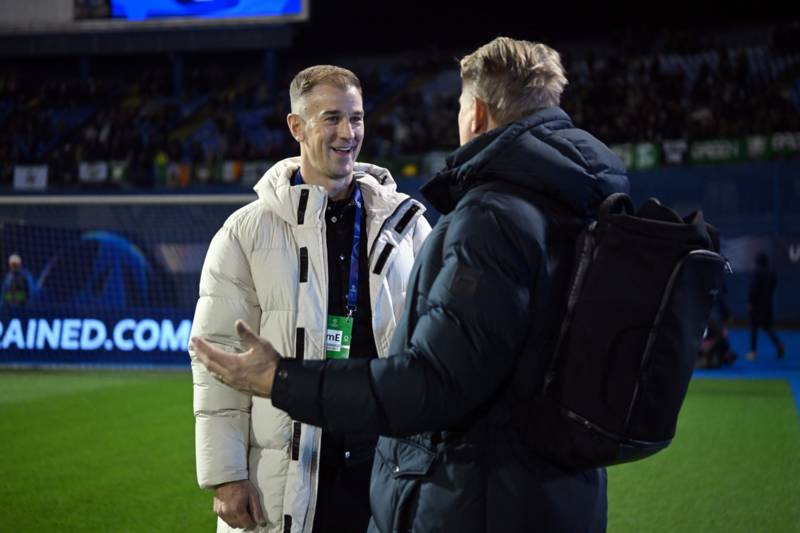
[351,117,363,124]
[325,116,338,123]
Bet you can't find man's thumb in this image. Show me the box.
[235,320,259,347]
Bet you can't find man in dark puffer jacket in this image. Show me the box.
[193,36,629,532]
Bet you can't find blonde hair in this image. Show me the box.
[289,65,362,115]
[460,37,567,124]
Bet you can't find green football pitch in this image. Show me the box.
[1,370,798,532]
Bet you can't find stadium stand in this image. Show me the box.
[1,26,798,191]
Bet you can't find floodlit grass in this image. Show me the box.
[1,372,798,532]
[0,370,213,532]
[608,379,800,532]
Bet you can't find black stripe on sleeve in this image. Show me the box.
[394,204,420,234]
[373,243,395,275]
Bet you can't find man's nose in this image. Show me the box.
[337,119,354,139]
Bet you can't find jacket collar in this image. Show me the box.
[252,157,405,228]
[421,107,628,216]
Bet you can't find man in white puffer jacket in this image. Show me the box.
[189,65,430,533]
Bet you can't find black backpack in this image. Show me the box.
[523,193,729,470]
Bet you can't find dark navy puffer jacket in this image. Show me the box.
[272,107,629,532]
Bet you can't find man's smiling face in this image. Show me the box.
[293,83,364,182]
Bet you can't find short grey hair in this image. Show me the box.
[460,37,568,124]
[289,65,362,115]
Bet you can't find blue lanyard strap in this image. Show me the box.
[346,186,363,316]
[293,171,362,317]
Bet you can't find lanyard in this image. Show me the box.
[292,171,363,317]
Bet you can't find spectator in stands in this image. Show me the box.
[188,65,430,533]
[746,252,785,361]
[192,37,627,533]
[2,28,799,189]
[1,253,34,308]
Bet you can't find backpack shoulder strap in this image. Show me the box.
[597,192,634,220]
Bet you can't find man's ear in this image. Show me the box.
[287,113,304,142]
[472,97,490,135]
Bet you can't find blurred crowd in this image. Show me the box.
[1,25,798,189]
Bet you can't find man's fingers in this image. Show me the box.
[235,319,261,349]
[216,503,255,530]
[249,489,266,526]
[238,508,257,530]
[192,329,278,396]
[222,511,255,530]
[212,481,263,529]
[192,336,223,362]
[191,336,235,383]
[205,360,231,385]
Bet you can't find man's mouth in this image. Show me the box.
[331,146,353,154]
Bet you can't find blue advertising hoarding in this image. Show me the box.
[0,210,208,367]
[0,312,192,367]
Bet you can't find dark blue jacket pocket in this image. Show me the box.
[370,437,435,533]
[369,436,488,533]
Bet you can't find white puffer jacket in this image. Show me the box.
[189,157,431,533]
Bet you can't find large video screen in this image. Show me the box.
[109,0,303,21]
[0,0,305,35]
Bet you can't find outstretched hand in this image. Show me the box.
[191,320,280,397]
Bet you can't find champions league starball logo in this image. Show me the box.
[35,230,152,309]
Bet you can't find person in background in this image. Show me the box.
[746,252,785,361]
[1,253,34,308]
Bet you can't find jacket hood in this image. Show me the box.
[252,157,401,226]
[421,107,629,215]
